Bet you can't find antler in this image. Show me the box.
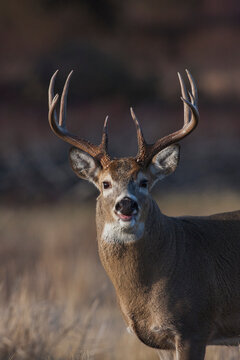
[131,69,199,166]
[48,70,111,168]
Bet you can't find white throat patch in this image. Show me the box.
[101,221,145,243]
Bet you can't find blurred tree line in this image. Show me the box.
[1,0,240,202]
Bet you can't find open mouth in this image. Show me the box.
[115,210,138,222]
[117,213,133,221]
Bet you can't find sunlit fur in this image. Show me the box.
[96,159,150,238]
[69,147,240,360]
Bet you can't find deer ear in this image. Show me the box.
[149,144,180,184]
[69,148,101,185]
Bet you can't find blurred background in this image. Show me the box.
[1,1,240,359]
[1,0,240,202]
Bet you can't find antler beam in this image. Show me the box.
[131,69,199,166]
[48,71,111,168]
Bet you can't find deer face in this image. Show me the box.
[69,145,180,238]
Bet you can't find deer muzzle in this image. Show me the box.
[115,196,139,221]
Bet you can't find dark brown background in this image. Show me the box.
[1,0,240,203]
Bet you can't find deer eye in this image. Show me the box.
[139,179,148,188]
[103,181,111,190]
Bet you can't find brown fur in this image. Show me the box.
[69,149,240,360]
[94,160,240,360]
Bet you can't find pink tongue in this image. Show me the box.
[119,214,132,221]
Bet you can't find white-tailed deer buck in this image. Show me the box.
[48,70,240,360]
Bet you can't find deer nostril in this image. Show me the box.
[115,202,121,212]
[115,197,138,216]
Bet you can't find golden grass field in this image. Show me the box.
[0,191,240,359]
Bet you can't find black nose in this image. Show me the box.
[115,197,138,216]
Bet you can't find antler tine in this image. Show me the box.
[130,107,148,161]
[101,115,109,152]
[48,70,59,123]
[59,70,73,127]
[181,97,199,125]
[135,71,199,166]
[48,71,111,168]
[186,69,198,106]
[177,72,190,126]
[188,91,195,106]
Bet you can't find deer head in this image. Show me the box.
[48,70,199,239]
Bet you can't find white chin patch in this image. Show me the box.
[118,217,136,228]
[101,220,144,243]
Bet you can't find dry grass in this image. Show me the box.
[0,191,240,359]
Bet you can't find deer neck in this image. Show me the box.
[96,198,178,301]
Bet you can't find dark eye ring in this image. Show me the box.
[139,179,148,188]
[103,181,111,189]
